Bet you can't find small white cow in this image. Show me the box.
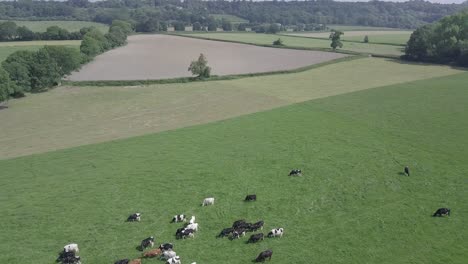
[268,228,284,238]
[63,243,79,253]
[189,215,196,224]
[161,250,177,260]
[166,256,181,264]
[186,223,198,232]
[202,197,215,206]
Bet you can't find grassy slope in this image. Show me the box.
[0,73,467,263]
[328,25,405,31]
[0,20,109,33]
[0,58,463,159]
[0,40,81,61]
[344,33,411,45]
[179,32,404,56]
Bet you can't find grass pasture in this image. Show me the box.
[285,31,412,45]
[1,72,467,263]
[327,25,406,31]
[0,40,81,62]
[0,20,109,33]
[0,58,463,159]
[179,32,404,56]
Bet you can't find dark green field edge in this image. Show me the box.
[277,33,407,47]
[173,32,402,58]
[63,55,363,87]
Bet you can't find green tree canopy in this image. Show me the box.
[188,53,211,78]
[329,30,344,50]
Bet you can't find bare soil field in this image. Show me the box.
[285,30,411,39]
[68,34,347,81]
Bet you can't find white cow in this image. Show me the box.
[189,215,196,224]
[161,250,177,260]
[63,243,79,253]
[268,228,284,238]
[166,256,181,264]
[186,223,198,232]
[202,197,215,206]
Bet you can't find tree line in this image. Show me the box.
[0,21,92,41]
[0,0,466,30]
[404,11,468,67]
[0,20,132,103]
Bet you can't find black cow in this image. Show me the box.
[57,251,81,264]
[159,243,174,251]
[232,228,246,239]
[141,236,155,250]
[256,249,273,262]
[289,169,302,176]
[433,208,451,217]
[114,259,130,264]
[232,219,247,229]
[404,166,410,176]
[217,227,234,238]
[127,213,141,222]
[245,194,257,201]
[247,233,264,243]
[248,220,264,232]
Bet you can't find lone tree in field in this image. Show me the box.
[364,35,369,43]
[329,30,343,50]
[188,53,211,78]
[273,38,283,46]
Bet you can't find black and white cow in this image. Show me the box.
[160,250,177,260]
[127,213,141,222]
[256,249,273,262]
[114,259,130,264]
[247,233,264,243]
[171,214,186,223]
[232,228,246,239]
[159,243,174,251]
[177,228,195,239]
[166,256,181,264]
[289,169,302,176]
[268,228,284,238]
[57,251,81,264]
[433,208,451,217]
[141,236,155,250]
[245,194,257,201]
[217,227,234,238]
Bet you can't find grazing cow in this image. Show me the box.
[129,259,142,264]
[186,223,199,232]
[289,169,302,176]
[433,208,451,217]
[245,194,257,201]
[189,215,196,224]
[57,251,80,264]
[247,233,264,243]
[141,236,155,250]
[268,228,284,238]
[175,227,185,237]
[232,219,247,229]
[218,227,234,238]
[247,220,264,232]
[127,213,141,222]
[202,197,215,206]
[159,243,174,251]
[232,228,246,239]
[178,228,195,239]
[63,243,79,254]
[161,250,177,260]
[143,248,162,258]
[166,256,181,264]
[171,214,186,223]
[114,259,130,264]
[404,166,410,176]
[256,249,273,262]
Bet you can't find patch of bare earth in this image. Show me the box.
[68,34,347,81]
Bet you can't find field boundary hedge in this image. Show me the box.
[63,56,364,87]
[277,33,407,47]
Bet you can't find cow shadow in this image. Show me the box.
[0,105,7,111]
[136,245,143,251]
[397,172,407,176]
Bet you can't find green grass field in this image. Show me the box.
[0,20,109,33]
[210,14,249,24]
[0,40,81,61]
[0,72,467,263]
[179,33,404,56]
[285,31,412,45]
[0,58,462,159]
[327,25,407,31]
[344,33,411,45]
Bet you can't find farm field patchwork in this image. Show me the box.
[67,34,347,81]
[0,57,463,159]
[285,31,412,45]
[0,40,81,62]
[0,73,467,263]
[0,20,109,33]
[180,32,405,56]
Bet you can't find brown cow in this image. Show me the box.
[129,259,142,264]
[143,248,162,258]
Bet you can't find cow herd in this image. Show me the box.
[56,168,451,264]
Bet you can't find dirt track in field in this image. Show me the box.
[68,34,347,81]
[285,30,411,39]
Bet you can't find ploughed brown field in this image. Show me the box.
[68,34,347,81]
